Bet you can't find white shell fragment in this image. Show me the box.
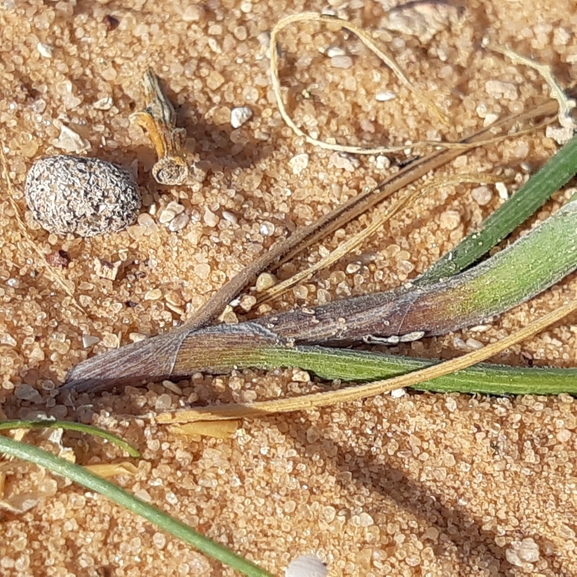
[53,125,90,153]
[93,96,114,110]
[285,555,328,577]
[384,2,462,43]
[289,153,309,175]
[82,335,100,349]
[25,155,141,237]
[376,91,397,102]
[231,106,253,128]
[37,42,54,58]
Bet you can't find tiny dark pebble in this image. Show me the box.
[25,155,141,237]
[103,14,120,31]
[125,300,138,308]
[46,249,71,267]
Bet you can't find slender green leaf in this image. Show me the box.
[0,436,273,577]
[419,133,577,283]
[0,419,140,458]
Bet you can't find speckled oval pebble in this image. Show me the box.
[25,155,141,237]
[285,555,328,577]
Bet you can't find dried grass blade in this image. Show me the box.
[159,296,577,423]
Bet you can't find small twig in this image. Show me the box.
[489,44,576,131]
[256,173,504,305]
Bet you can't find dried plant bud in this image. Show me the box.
[25,155,141,237]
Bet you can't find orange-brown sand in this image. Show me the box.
[1,0,577,575]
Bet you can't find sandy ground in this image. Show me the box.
[1,0,577,575]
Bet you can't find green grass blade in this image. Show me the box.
[0,419,140,458]
[0,436,273,577]
[257,345,577,395]
[419,133,577,283]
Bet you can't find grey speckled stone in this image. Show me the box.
[25,155,141,237]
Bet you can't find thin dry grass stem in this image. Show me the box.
[270,12,453,155]
[158,294,577,424]
[490,44,576,131]
[269,13,551,155]
[256,173,505,305]
[155,99,558,333]
[0,145,86,317]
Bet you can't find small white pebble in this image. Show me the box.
[329,152,360,172]
[485,80,518,100]
[471,185,492,206]
[346,262,361,274]
[288,153,309,175]
[546,124,575,145]
[144,288,162,301]
[155,393,173,411]
[376,91,397,102]
[553,27,571,46]
[495,182,509,200]
[52,125,90,153]
[465,338,484,350]
[158,208,176,224]
[93,96,113,110]
[222,210,238,225]
[255,272,277,292]
[82,335,100,348]
[445,397,458,412]
[292,370,310,383]
[129,332,147,343]
[330,55,353,69]
[439,209,461,230]
[37,42,54,58]
[483,113,499,127]
[169,212,189,232]
[390,388,406,398]
[0,334,17,346]
[517,538,540,563]
[505,548,523,567]
[325,46,347,58]
[286,555,328,577]
[203,207,219,227]
[260,221,275,236]
[375,155,391,170]
[238,294,257,312]
[231,106,253,128]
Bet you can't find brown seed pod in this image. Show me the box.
[25,155,141,237]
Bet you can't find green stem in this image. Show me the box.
[0,420,140,458]
[419,133,577,283]
[253,345,577,395]
[0,436,273,577]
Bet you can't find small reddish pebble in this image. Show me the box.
[46,249,71,267]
